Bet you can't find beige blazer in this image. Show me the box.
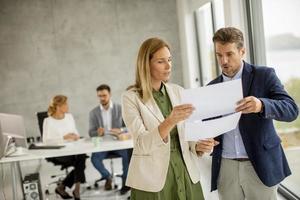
[121,82,201,192]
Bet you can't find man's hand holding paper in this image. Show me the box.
[236,96,263,114]
[181,79,243,141]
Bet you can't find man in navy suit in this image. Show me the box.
[209,27,298,200]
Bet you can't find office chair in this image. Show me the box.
[94,151,123,189]
[36,111,71,195]
[36,111,48,136]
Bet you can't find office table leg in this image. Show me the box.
[11,162,17,200]
[11,161,23,200]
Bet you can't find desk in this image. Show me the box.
[0,138,133,200]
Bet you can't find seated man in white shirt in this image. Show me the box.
[89,84,130,195]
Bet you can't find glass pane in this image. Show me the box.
[212,0,225,30]
[262,0,300,196]
[195,2,217,85]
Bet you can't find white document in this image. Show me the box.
[181,79,243,141]
[184,112,242,141]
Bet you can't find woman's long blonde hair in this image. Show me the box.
[128,37,170,102]
[48,95,68,116]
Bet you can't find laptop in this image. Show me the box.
[0,113,28,149]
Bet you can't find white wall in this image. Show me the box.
[0,0,183,138]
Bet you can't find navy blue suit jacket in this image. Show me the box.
[209,61,299,191]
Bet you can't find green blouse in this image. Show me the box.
[130,84,204,200]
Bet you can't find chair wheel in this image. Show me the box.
[45,189,50,195]
[86,185,92,190]
[94,183,99,188]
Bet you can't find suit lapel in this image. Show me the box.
[144,97,165,123]
[214,75,223,84]
[165,83,179,107]
[111,103,116,128]
[164,83,184,139]
[241,61,254,97]
[97,107,104,127]
[144,82,179,123]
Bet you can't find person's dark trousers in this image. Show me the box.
[124,148,132,186]
[52,154,87,188]
[118,149,129,185]
[91,150,129,183]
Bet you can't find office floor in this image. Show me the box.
[39,156,287,200]
[44,188,130,200]
[1,155,288,200]
[27,157,130,200]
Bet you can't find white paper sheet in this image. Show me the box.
[184,112,241,141]
[180,79,243,141]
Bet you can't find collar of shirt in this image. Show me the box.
[152,82,167,97]
[222,61,244,81]
[99,100,113,111]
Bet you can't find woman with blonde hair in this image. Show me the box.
[43,95,86,200]
[122,38,218,199]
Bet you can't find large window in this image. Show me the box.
[195,2,217,86]
[261,0,300,197]
[195,0,225,86]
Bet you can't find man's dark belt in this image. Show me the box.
[231,158,250,162]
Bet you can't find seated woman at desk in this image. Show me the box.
[43,95,86,200]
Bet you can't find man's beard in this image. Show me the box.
[101,101,109,107]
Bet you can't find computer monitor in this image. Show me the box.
[0,113,28,148]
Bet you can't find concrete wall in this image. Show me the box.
[0,0,183,138]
